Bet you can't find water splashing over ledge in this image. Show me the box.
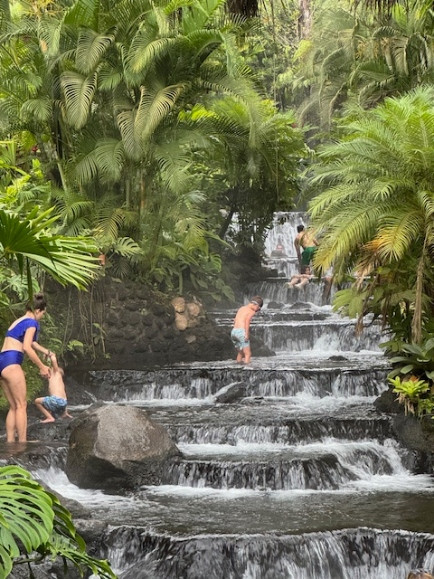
[17,212,434,578]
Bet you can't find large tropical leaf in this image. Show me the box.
[0,465,115,578]
[61,70,98,129]
[0,206,99,289]
[75,28,115,75]
[0,466,54,577]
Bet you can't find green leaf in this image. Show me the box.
[0,466,116,578]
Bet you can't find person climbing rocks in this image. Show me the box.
[294,224,319,271]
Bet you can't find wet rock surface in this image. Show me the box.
[45,277,274,373]
[66,403,181,490]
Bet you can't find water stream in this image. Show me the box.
[13,213,434,577]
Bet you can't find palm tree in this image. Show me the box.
[355,0,434,107]
[284,0,434,132]
[285,3,370,131]
[0,1,242,287]
[308,86,434,343]
[181,93,307,243]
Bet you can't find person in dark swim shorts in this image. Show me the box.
[301,245,317,267]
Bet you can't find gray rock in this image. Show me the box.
[214,381,247,403]
[66,403,180,490]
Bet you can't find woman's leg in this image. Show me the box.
[1,366,27,442]
[1,379,16,441]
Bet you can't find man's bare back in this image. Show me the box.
[299,231,317,249]
[294,225,319,269]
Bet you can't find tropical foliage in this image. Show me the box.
[0,150,100,302]
[0,0,305,299]
[1,0,433,337]
[0,465,115,577]
[281,0,434,130]
[180,93,307,245]
[308,87,434,346]
[388,375,432,417]
[385,336,434,381]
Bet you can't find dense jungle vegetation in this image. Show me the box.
[0,0,433,384]
[0,0,434,574]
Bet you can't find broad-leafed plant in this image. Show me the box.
[388,375,430,417]
[0,465,115,577]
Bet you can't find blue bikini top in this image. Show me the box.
[6,318,39,343]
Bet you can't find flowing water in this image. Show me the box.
[12,213,434,577]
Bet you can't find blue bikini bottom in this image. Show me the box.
[0,350,24,375]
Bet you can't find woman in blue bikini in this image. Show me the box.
[0,293,52,442]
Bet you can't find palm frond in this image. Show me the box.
[64,0,100,30]
[76,28,115,74]
[126,36,177,76]
[0,465,115,578]
[61,70,97,129]
[0,208,99,289]
[19,97,52,123]
[74,138,126,184]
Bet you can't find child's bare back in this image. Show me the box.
[233,304,256,329]
[48,368,67,399]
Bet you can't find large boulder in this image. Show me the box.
[66,403,180,490]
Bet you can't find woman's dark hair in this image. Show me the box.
[26,293,47,312]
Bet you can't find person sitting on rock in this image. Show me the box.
[286,266,313,289]
[35,352,72,423]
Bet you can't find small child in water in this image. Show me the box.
[35,352,72,423]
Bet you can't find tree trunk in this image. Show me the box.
[298,0,312,39]
[411,236,427,344]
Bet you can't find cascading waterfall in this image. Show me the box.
[98,527,434,579]
[16,212,434,578]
